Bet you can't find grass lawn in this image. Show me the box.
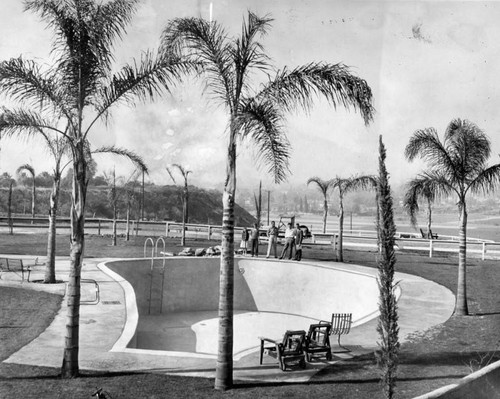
[1,232,499,398]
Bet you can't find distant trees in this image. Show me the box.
[331,175,376,262]
[16,164,36,221]
[167,164,191,246]
[403,176,438,237]
[307,177,333,233]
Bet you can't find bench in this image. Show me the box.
[320,313,352,352]
[0,257,32,281]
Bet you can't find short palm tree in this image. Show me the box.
[167,163,191,246]
[403,176,439,237]
[162,12,374,389]
[331,174,376,262]
[0,0,192,378]
[306,177,333,234]
[16,163,36,222]
[405,118,500,315]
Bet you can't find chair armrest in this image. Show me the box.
[259,337,278,344]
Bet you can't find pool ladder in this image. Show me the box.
[144,237,167,315]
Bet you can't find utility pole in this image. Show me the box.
[267,190,271,225]
[141,169,145,221]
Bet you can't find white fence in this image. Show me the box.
[2,216,499,260]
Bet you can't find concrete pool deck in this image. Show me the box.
[0,255,455,383]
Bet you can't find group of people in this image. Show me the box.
[239,221,304,261]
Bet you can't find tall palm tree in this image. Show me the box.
[162,12,374,390]
[405,118,500,316]
[0,0,192,378]
[331,174,376,262]
[306,177,333,234]
[403,176,438,237]
[167,163,191,246]
[17,163,36,222]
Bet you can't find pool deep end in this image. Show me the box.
[106,258,380,356]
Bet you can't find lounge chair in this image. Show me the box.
[320,313,352,352]
[303,323,332,362]
[259,330,307,371]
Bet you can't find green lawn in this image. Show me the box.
[1,233,499,398]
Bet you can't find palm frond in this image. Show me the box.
[306,177,333,195]
[468,163,500,196]
[161,17,236,110]
[0,107,68,140]
[405,127,459,180]
[237,98,290,183]
[445,119,491,182]
[91,50,197,130]
[0,57,72,120]
[17,163,35,178]
[403,175,438,227]
[92,146,148,174]
[232,12,273,94]
[258,62,374,125]
[344,174,377,194]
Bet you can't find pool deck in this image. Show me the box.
[0,255,455,383]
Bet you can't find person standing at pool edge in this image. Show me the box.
[294,223,303,261]
[250,223,260,257]
[280,223,295,259]
[266,220,279,258]
[240,227,249,255]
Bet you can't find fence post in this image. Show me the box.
[429,239,433,258]
[332,233,337,252]
[98,219,101,236]
[207,225,212,240]
[165,222,170,238]
[482,242,486,261]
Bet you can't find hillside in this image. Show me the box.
[0,184,256,227]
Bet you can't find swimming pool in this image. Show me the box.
[103,257,382,359]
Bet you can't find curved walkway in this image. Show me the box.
[0,255,455,383]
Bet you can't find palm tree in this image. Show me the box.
[3,122,69,282]
[306,177,333,233]
[405,118,500,315]
[331,174,376,262]
[0,0,193,378]
[162,12,374,390]
[16,163,36,222]
[403,176,438,237]
[166,163,191,246]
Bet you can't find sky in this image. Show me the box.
[1,0,500,191]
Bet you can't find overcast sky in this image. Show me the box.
[1,0,500,190]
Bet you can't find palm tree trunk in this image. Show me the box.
[181,189,187,247]
[322,198,328,233]
[45,176,60,283]
[125,199,130,241]
[338,195,344,262]
[215,138,236,391]
[112,204,117,246]
[31,177,36,224]
[427,197,432,238]
[8,181,13,235]
[61,151,87,378]
[455,201,468,315]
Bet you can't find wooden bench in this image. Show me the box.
[0,257,32,281]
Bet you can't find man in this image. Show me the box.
[249,223,260,257]
[280,223,295,259]
[266,220,279,258]
[294,223,304,261]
